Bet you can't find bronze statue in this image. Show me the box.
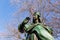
[18,12,54,40]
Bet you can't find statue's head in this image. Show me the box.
[33,12,41,23]
[23,17,30,24]
[34,12,40,16]
[33,12,40,20]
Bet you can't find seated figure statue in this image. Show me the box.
[18,12,54,40]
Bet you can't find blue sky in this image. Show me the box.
[0,0,17,32]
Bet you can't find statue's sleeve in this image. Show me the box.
[18,23,25,33]
[24,23,39,32]
[18,24,21,32]
[24,24,34,32]
[24,24,31,32]
[44,26,53,34]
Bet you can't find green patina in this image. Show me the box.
[18,12,54,40]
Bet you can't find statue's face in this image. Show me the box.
[33,15,38,20]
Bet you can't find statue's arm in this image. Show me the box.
[24,23,39,32]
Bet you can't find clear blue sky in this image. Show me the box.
[0,0,18,32]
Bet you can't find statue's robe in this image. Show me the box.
[24,23,54,40]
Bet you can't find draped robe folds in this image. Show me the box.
[24,23,54,40]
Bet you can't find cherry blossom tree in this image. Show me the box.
[7,0,60,39]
